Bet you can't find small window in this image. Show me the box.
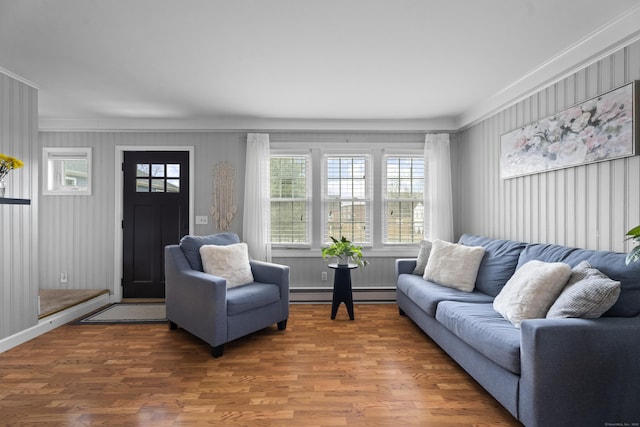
[42,147,92,195]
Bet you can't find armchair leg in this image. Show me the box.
[399,308,406,316]
[212,345,224,358]
[168,320,178,330]
[277,319,288,331]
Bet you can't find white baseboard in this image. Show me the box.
[0,293,112,353]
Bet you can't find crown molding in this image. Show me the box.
[38,116,457,133]
[0,66,38,89]
[456,4,640,131]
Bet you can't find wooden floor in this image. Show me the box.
[0,304,521,426]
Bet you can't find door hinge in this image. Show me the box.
[122,162,124,171]
[121,220,124,229]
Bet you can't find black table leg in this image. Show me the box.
[331,267,354,320]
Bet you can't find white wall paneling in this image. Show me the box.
[0,72,38,340]
[454,41,640,253]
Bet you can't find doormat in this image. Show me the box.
[75,303,166,324]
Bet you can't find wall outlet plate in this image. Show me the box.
[195,216,208,225]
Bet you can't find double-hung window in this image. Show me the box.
[322,155,372,245]
[383,155,424,244]
[270,155,311,246]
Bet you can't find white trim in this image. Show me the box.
[0,293,111,353]
[38,117,456,132]
[113,146,195,302]
[457,4,640,130]
[0,66,38,89]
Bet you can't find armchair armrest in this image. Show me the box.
[250,260,290,320]
[519,316,640,427]
[396,258,417,276]
[250,260,290,288]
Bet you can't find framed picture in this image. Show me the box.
[500,81,638,179]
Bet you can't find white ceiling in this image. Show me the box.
[1,0,640,131]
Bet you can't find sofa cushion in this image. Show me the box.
[493,260,571,328]
[518,243,640,317]
[423,239,485,292]
[459,234,527,297]
[180,232,240,271]
[226,282,280,316]
[397,273,494,317]
[200,242,254,288]
[412,240,432,275]
[547,260,621,319]
[435,301,522,375]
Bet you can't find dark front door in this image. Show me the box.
[122,151,189,298]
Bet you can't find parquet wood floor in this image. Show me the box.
[0,304,521,426]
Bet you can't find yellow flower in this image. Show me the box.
[0,152,24,180]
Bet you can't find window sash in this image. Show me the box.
[270,155,311,245]
[383,155,424,244]
[322,154,372,245]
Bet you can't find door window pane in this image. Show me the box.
[151,164,165,177]
[137,164,150,177]
[151,179,165,192]
[167,179,180,193]
[166,164,180,177]
[136,179,149,192]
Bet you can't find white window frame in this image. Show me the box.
[42,147,92,196]
[269,153,312,248]
[382,154,425,245]
[321,153,373,247]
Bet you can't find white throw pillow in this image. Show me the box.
[546,260,621,319]
[423,239,485,292]
[199,242,254,288]
[412,240,432,275]
[493,260,571,328]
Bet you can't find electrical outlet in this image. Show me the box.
[321,272,327,281]
[60,272,68,283]
[196,216,208,225]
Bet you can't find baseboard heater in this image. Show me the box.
[290,287,396,304]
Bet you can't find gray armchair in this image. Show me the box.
[165,232,289,357]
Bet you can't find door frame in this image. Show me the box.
[113,145,195,302]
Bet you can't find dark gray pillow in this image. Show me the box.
[412,240,432,275]
[180,232,240,271]
[547,260,621,319]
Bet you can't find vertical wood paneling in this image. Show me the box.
[37,131,248,294]
[454,39,640,252]
[0,72,38,339]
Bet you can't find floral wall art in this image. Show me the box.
[500,81,637,179]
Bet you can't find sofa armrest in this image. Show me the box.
[395,258,417,276]
[519,316,640,427]
[165,245,228,346]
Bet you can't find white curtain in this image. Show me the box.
[243,133,272,261]
[425,133,454,242]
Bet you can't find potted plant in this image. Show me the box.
[321,236,369,268]
[625,225,640,265]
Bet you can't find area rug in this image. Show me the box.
[76,303,166,324]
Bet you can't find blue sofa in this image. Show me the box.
[165,232,289,357]
[396,234,640,427]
